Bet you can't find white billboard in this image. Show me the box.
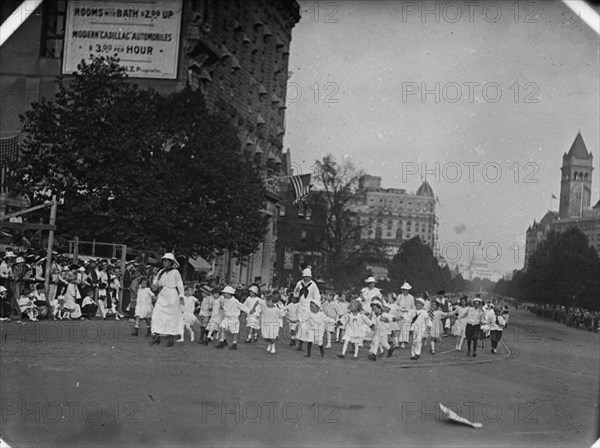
[62,1,183,79]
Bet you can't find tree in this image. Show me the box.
[15,56,267,258]
[389,237,453,294]
[520,228,600,309]
[310,154,385,289]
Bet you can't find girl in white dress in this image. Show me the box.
[151,253,184,347]
[179,286,200,342]
[205,289,224,343]
[385,294,401,348]
[335,293,349,343]
[261,295,285,354]
[322,293,340,349]
[284,296,299,346]
[132,277,155,336]
[243,285,262,343]
[336,300,372,359]
[427,300,455,354]
[452,296,469,350]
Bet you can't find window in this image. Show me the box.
[279,206,286,217]
[300,231,307,241]
[40,0,67,59]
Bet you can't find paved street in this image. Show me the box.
[1,308,598,447]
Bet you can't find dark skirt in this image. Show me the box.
[490,330,503,342]
[465,323,481,340]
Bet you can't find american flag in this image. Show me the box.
[1,135,20,194]
[290,174,311,205]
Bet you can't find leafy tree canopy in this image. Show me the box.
[15,56,267,259]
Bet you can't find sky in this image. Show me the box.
[282,0,600,276]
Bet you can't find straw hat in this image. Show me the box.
[365,276,376,283]
[222,286,236,295]
[401,282,412,290]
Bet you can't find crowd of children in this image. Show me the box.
[122,272,511,362]
[0,248,515,361]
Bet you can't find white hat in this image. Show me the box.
[415,298,426,306]
[222,286,236,295]
[248,285,259,294]
[310,300,321,310]
[78,267,86,272]
[15,256,25,264]
[302,268,312,278]
[161,253,176,261]
[401,282,412,290]
[0,286,7,293]
[472,297,482,303]
[3,251,16,258]
[365,276,376,283]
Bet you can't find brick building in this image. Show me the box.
[274,187,328,289]
[0,0,301,285]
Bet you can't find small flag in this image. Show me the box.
[290,174,311,204]
[0,135,19,163]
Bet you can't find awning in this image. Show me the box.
[188,256,211,272]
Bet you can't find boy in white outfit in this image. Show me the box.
[407,298,431,360]
[367,300,398,361]
[215,286,250,350]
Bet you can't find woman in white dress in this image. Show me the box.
[151,253,184,347]
[396,282,415,348]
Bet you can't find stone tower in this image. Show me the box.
[559,132,594,219]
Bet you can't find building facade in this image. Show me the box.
[350,175,437,258]
[274,186,327,289]
[1,0,301,285]
[525,133,600,269]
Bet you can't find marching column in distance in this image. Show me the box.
[293,268,321,352]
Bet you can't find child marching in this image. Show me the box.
[243,285,262,343]
[261,294,286,354]
[131,277,154,336]
[407,298,431,360]
[427,300,455,354]
[215,286,250,350]
[322,292,340,349]
[457,297,485,357]
[195,285,214,345]
[300,300,328,358]
[489,306,506,354]
[284,295,300,346]
[337,300,371,360]
[179,286,200,342]
[367,300,397,361]
[205,288,224,344]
